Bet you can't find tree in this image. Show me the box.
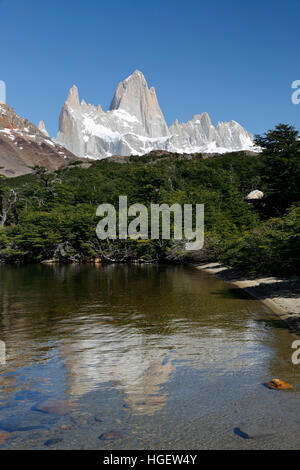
[0,171,19,228]
[254,124,300,213]
[254,123,299,153]
[30,166,54,189]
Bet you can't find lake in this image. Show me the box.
[0,264,299,449]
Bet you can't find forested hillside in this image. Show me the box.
[0,124,299,276]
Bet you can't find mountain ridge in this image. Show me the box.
[56,70,255,159]
[0,103,78,177]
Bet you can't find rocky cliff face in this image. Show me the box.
[0,103,78,177]
[56,70,255,159]
[56,72,171,159]
[38,120,49,137]
[109,70,169,138]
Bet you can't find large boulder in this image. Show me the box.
[245,190,264,200]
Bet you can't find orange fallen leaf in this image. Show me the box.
[266,378,294,390]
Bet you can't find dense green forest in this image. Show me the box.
[0,124,299,276]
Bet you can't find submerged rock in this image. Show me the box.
[0,416,48,432]
[32,398,79,416]
[44,438,63,447]
[99,430,123,441]
[234,427,253,440]
[94,413,103,423]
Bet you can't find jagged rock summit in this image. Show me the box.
[38,120,49,137]
[56,70,255,159]
[109,70,169,138]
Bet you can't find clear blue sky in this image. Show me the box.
[1,0,299,137]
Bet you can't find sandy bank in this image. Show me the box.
[195,263,300,334]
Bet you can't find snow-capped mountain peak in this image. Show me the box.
[56,71,255,159]
[109,70,169,138]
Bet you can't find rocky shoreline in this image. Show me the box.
[195,263,300,334]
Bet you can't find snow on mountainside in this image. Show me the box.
[56,70,255,159]
[0,103,78,177]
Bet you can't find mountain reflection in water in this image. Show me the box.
[0,264,293,418]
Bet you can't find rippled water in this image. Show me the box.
[0,264,299,449]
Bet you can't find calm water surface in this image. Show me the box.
[0,264,299,449]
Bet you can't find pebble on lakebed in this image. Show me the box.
[265,379,294,390]
[0,415,49,432]
[99,430,123,441]
[44,438,63,447]
[94,413,103,423]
